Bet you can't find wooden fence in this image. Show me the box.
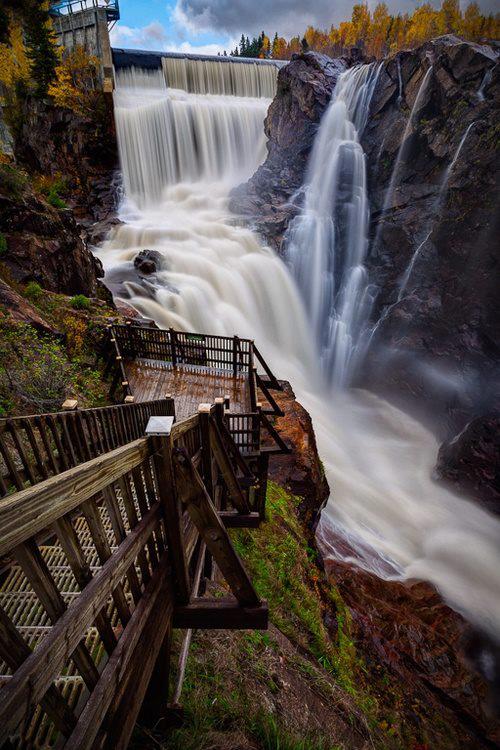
[0,403,267,749]
[0,399,175,499]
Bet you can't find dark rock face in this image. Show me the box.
[324,554,500,748]
[235,37,499,507]
[230,52,345,251]
[0,191,103,296]
[360,36,500,451]
[17,96,118,224]
[436,412,500,514]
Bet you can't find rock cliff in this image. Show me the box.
[233,36,499,510]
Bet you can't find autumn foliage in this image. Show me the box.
[231,0,499,61]
[48,46,100,116]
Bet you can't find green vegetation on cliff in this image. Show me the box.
[132,483,384,750]
[0,282,117,416]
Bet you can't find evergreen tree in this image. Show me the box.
[22,0,59,98]
[239,34,246,56]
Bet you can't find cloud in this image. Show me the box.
[110,19,236,56]
[110,21,169,50]
[174,0,499,39]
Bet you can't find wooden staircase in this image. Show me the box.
[0,325,288,749]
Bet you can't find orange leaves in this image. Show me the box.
[47,46,100,116]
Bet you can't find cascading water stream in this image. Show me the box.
[96,60,500,642]
[285,64,381,387]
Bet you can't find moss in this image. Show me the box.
[0,232,7,256]
[70,294,91,310]
[232,483,359,695]
[0,163,27,198]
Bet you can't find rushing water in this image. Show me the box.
[286,64,381,387]
[96,60,500,641]
[162,56,278,98]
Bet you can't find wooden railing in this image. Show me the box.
[0,399,175,499]
[111,324,253,375]
[0,404,267,749]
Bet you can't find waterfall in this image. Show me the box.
[114,67,270,205]
[162,56,278,98]
[285,64,381,387]
[96,60,500,642]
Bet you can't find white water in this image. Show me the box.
[96,62,500,641]
[114,69,269,205]
[162,56,278,98]
[286,65,381,387]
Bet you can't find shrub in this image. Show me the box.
[0,320,73,413]
[0,232,7,256]
[24,281,43,301]
[70,294,91,310]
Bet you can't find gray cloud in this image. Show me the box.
[174,0,499,39]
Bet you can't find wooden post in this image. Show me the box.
[126,319,135,358]
[224,395,230,411]
[214,398,224,428]
[62,399,78,411]
[232,335,239,378]
[256,452,269,520]
[151,432,190,604]
[198,404,215,499]
[169,327,178,367]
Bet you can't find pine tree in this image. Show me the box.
[22,0,59,98]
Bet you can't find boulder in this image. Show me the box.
[133,249,163,275]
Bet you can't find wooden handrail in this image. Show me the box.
[0,403,269,749]
[0,438,152,557]
[0,398,175,498]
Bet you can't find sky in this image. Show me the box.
[110,0,498,55]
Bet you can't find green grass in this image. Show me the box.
[70,294,91,310]
[232,483,358,694]
[24,281,43,301]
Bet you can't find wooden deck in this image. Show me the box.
[125,359,250,419]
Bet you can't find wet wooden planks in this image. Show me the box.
[124,359,250,419]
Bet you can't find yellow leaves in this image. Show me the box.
[0,14,30,89]
[268,1,497,60]
[47,46,100,116]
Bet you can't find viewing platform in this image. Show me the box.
[0,324,289,749]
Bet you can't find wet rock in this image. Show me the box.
[267,381,329,529]
[361,37,500,463]
[436,412,500,515]
[0,191,104,296]
[133,249,163,275]
[323,553,500,747]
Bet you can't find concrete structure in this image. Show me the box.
[50,0,119,92]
